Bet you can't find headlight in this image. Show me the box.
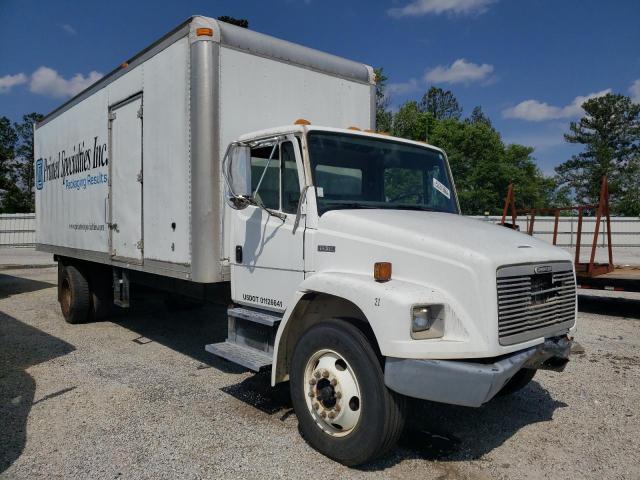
[411,304,445,339]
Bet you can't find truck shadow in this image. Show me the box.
[218,370,567,469]
[0,313,75,474]
[370,382,568,469]
[110,288,246,374]
[108,288,568,468]
[578,294,640,319]
[0,273,56,299]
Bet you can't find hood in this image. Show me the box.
[318,209,571,267]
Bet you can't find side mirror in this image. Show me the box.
[226,145,252,209]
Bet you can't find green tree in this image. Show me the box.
[555,93,640,215]
[217,16,249,28]
[374,68,392,133]
[467,105,492,128]
[0,116,23,212]
[392,101,428,141]
[12,113,44,212]
[419,87,462,121]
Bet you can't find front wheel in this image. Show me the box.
[290,319,406,466]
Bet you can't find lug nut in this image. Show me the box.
[328,412,336,419]
[314,371,321,379]
[321,370,329,378]
[320,411,327,418]
[309,378,316,385]
[336,392,342,399]
[335,405,341,412]
[313,402,320,410]
[330,379,337,386]
[308,391,314,397]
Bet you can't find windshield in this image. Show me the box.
[307,131,459,215]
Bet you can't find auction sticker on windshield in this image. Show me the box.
[433,178,451,199]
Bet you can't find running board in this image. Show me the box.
[205,306,282,371]
[205,341,272,372]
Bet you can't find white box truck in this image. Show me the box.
[35,16,577,466]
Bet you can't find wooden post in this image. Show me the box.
[528,210,536,236]
[575,206,583,268]
[501,184,515,226]
[552,210,560,245]
[603,176,613,271]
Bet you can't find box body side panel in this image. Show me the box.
[35,35,192,275]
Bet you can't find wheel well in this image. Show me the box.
[273,292,382,384]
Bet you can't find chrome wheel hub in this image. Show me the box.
[303,349,361,437]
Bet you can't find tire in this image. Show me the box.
[89,268,113,320]
[59,264,91,324]
[498,368,536,396]
[290,319,406,466]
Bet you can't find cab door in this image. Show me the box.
[230,135,306,312]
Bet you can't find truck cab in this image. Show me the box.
[212,122,576,465]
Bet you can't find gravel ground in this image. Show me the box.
[1,266,639,480]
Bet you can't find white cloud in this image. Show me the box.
[389,0,497,17]
[59,23,77,35]
[630,79,640,103]
[29,66,103,98]
[0,73,28,93]
[387,78,421,96]
[425,59,494,85]
[502,89,612,122]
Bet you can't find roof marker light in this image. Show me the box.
[196,27,214,37]
[294,118,311,125]
[347,126,361,131]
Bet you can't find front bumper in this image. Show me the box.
[384,336,571,408]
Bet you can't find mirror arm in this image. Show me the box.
[293,185,310,234]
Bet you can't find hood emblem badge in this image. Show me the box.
[534,265,552,274]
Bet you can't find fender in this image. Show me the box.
[271,271,480,385]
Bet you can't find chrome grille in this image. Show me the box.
[497,263,576,345]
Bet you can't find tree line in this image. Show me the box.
[0,113,42,213]
[376,68,640,216]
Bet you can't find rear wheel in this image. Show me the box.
[89,268,113,320]
[59,264,91,324]
[290,319,406,466]
[498,368,536,396]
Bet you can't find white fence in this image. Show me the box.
[473,215,640,247]
[1,213,639,247]
[0,213,36,246]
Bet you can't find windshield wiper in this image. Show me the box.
[320,201,381,210]
[390,204,439,212]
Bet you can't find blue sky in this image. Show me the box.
[1,0,639,174]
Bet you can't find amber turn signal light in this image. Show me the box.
[374,262,392,282]
[196,27,214,37]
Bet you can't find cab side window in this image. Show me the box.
[281,141,301,213]
[250,144,280,210]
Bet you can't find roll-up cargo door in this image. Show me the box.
[109,95,143,263]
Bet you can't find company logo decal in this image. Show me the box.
[36,136,108,192]
[35,158,44,190]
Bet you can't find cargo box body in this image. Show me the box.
[35,16,375,283]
